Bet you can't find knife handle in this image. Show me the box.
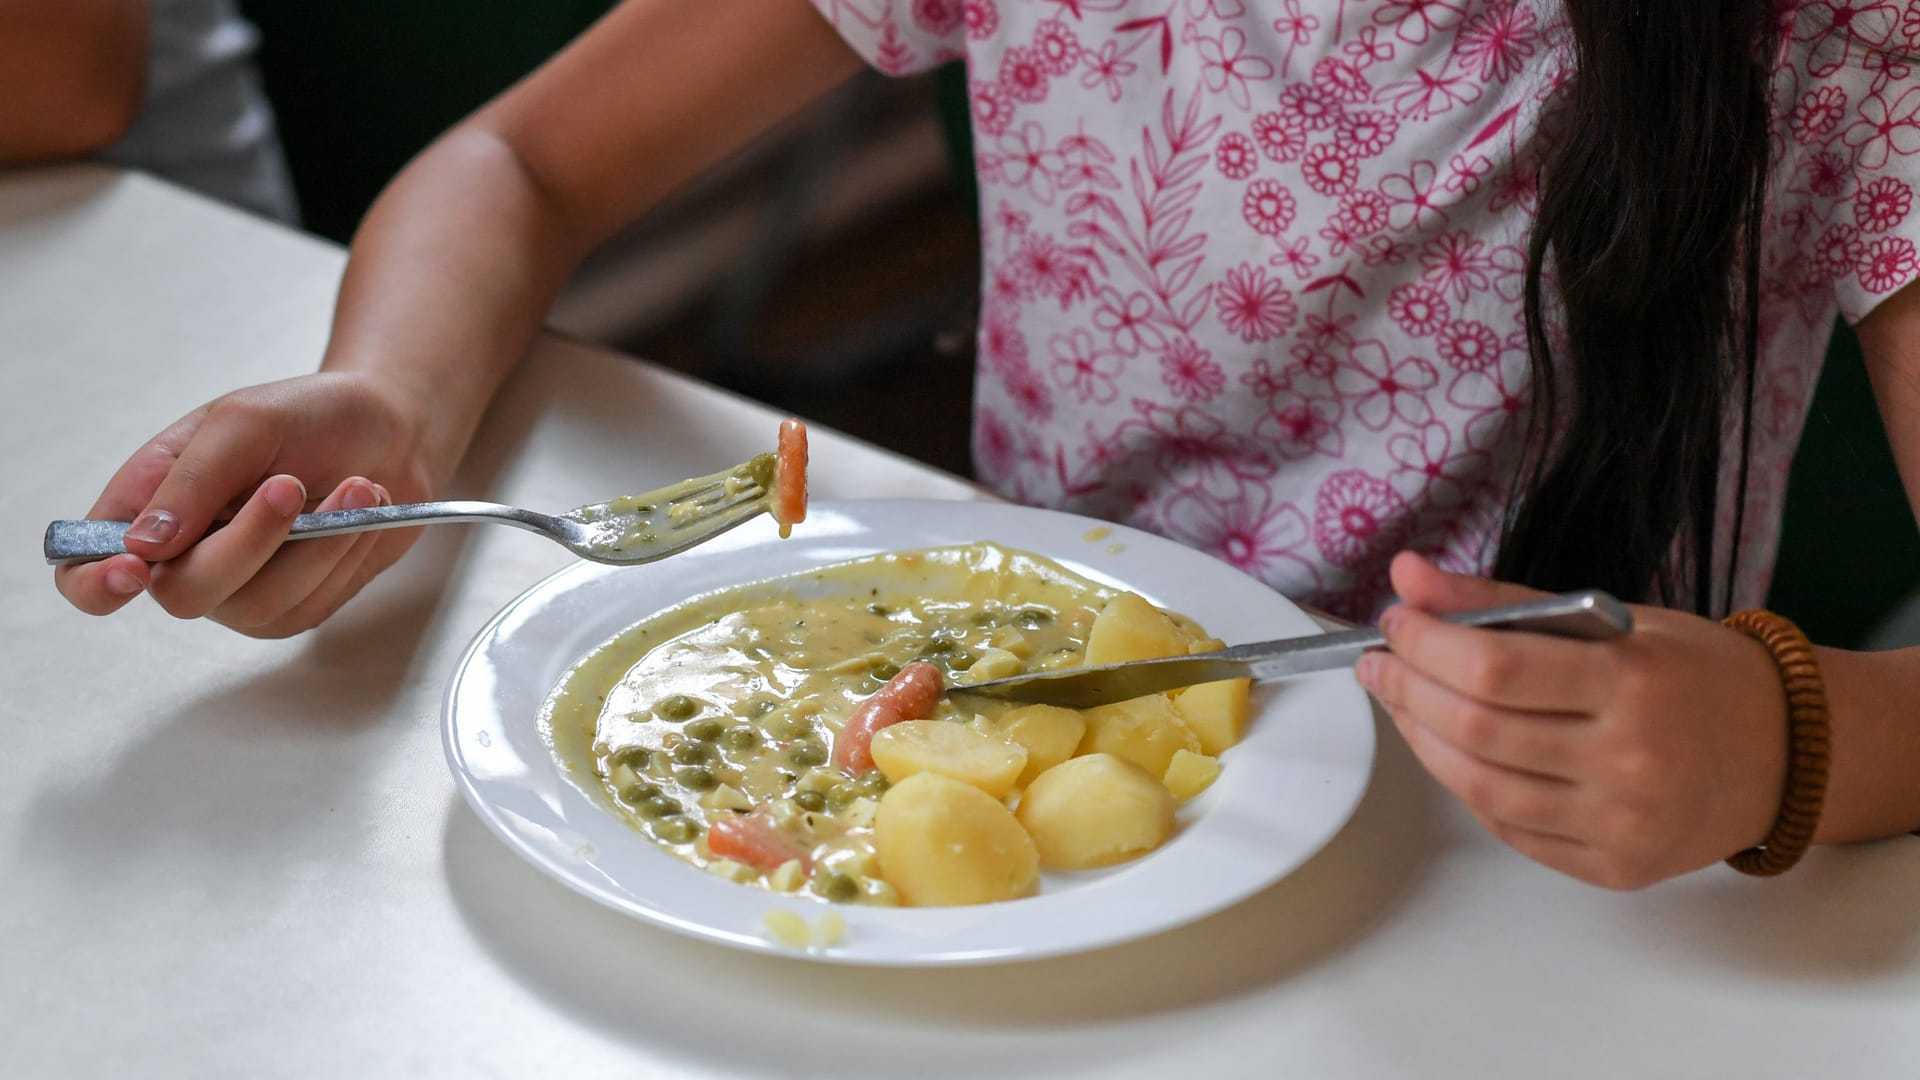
[1233,590,1632,681]
[1426,590,1632,641]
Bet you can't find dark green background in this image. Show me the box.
[239,0,617,242]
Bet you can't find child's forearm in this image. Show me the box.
[320,0,862,489]
[1811,645,1920,843]
[319,127,582,491]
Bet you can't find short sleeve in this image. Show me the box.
[1776,2,1920,323]
[809,0,969,77]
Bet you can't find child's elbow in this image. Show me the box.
[65,65,145,153]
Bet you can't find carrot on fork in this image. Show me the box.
[771,418,808,538]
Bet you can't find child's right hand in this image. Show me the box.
[54,371,439,637]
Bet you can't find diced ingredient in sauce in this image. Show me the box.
[709,809,812,873]
[541,544,1252,909]
[1163,749,1222,803]
[832,661,943,773]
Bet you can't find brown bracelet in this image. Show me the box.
[1720,609,1832,876]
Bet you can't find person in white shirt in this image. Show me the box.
[2,0,297,223]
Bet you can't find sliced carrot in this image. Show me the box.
[771,418,808,538]
[833,661,944,773]
[708,810,811,873]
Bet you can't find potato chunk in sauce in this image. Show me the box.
[543,543,1114,904]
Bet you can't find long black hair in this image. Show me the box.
[1494,0,1782,614]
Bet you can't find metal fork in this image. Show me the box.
[44,453,778,566]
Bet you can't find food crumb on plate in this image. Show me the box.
[761,908,846,950]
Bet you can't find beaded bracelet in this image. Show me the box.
[1720,609,1832,876]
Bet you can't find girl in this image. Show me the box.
[55,0,1920,888]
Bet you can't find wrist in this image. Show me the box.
[313,359,471,495]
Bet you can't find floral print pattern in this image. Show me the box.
[813,0,1920,619]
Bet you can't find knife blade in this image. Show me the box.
[948,590,1632,709]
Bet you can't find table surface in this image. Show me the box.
[4,167,1918,1080]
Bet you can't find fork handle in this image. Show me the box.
[43,501,557,565]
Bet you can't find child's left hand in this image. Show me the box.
[1356,551,1791,889]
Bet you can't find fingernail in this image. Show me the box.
[342,480,378,511]
[105,566,144,596]
[373,484,392,506]
[264,475,307,517]
[1378,605,1404,638]
[1355,653,1380,689]
[124,509,177,545]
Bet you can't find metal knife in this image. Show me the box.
[948,590,1633,709]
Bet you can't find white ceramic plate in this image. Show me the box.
[443,499,1375,966]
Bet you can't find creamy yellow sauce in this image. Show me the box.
[543,543,1117,903]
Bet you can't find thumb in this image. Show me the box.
[1386,550,1549,616]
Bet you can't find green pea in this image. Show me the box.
[672,741,713,766]
[943,651,977,672]
[638,794,681,819]
[675,767,717,792]
[1015,607,1054,631]
[824,783,859,810]
[617,781,660,805]
[814,871,860,903]
[968,609,1000,627]
[920,637,958,656]
[653,816,700,845]
[685,718,726,742]
[720,727,762,752]
[857,771,890,798]
[608,745,651,770]
[788,743,827,768]
[747,696,778,717]
[793,790,827,813]
[762,712,811,741]
[655,694,702,722]
[867,658,901,681]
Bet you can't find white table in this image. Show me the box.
[5,167,1917,1079]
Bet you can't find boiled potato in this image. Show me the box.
[1077,693,1200,778]
[1162,748,1221,802]
[1172,678,1251,754]
[874,773,1039,906]
[1016,754,1176,868]
[973,704,1087,788]
[870,720,1027,798]
[1084,592,1195,665]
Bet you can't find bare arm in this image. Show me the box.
[56,0,863,634]
[1817,279,1920,842]
[322,0,864,488]
[0,0,146,163]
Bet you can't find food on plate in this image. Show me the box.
[1162,749,1221,803]
[760,907,844,949]
[540,543,1253,909]
[1083,590,1200,665]
[1077,694,1203,779]
[833,660,943,772]
[1015,753,1177,869]
[873,773,1040,906]
[770,418,808,538]
[969,704,1085,788]
[869,719,1028,798]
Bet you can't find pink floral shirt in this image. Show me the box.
[812,0,1920,619]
